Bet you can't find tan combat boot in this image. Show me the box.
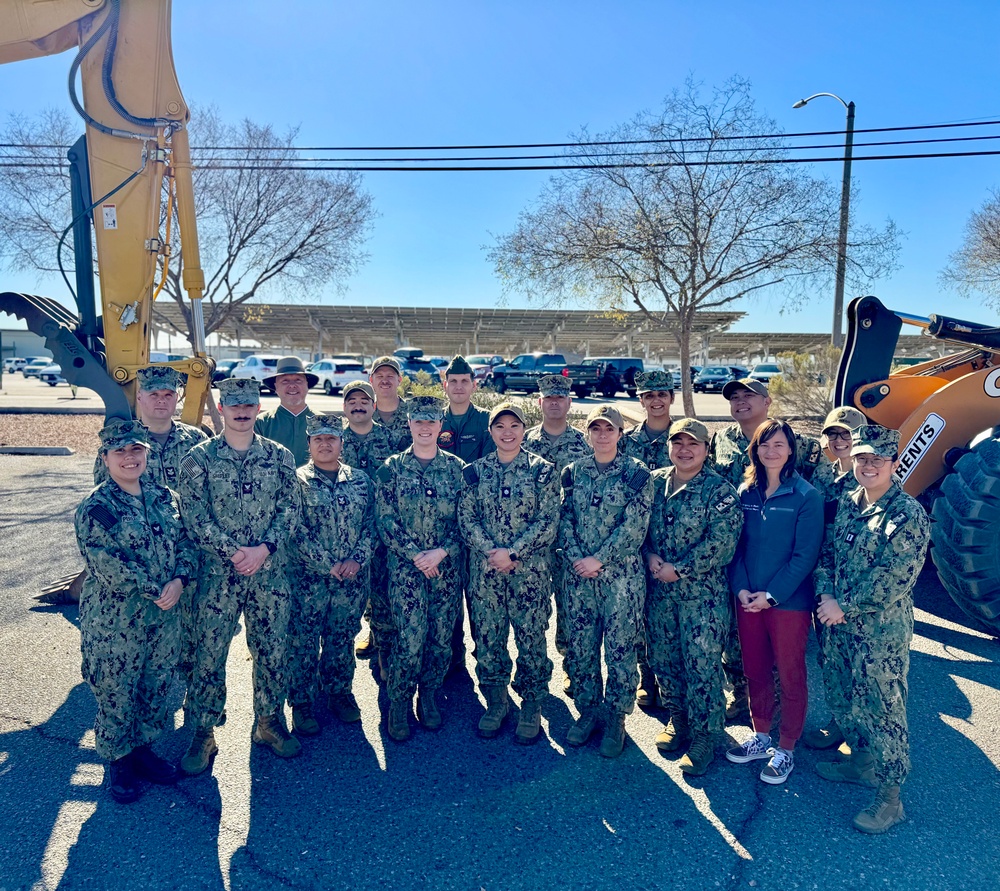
[417,687,442,731]
[387,699,411,741]
[478,685,510,738]
[679,732,716,775]
[599,711,627,758]
[515,699,543,745]
[636,661,659,709]
[292,702,320,736]
[566,706,600,747]
[181,727,218,776]
[802,717,845,750]
[328,692,362,724]
[853,785,905,834]
[254,713,302,758]
[655,714,689,753]
[355,626,377,659]
[816,750,876,786]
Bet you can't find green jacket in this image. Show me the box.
[439,404,496,463]
[622,421,673,471]
[341,423,397,480]
[524,423,591,474]
[254,405,317,467]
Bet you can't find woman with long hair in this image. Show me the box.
[725,419,823,784]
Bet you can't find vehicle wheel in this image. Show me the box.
[494,377,506,394]
[324,380,334,396]
[574,388,591,399]
[626,389,637,399]
[931,434,1000,634]
[601,388,617,398]
[47,381,57,387]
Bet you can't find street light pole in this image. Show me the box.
[793,92,855,348]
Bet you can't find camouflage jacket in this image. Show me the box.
[524,423,591,474]
[644,466,742,601]
[254,405,317,467]
[709,423,822,488]
[294,461,376,575]
[814,481,930,620]
[340,422,397,480]
[178,433,301,566]
[75,479,198,628]
[93,420,207,488]
[375,447,466,562]
[457,449,560,565]
[374,402,413,452]
[622,421,673,471]
[558,454,653,567]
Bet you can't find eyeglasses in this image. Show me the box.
[853,454,889,468]
[825,430,852,441]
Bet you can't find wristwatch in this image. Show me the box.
[263,541,277,555]
[765,592,778,608]
[508,551,520,563]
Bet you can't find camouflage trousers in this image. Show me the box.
[552,560,569,656]
[187,566,291,728]
[387,555,464,702]
[821,617,912,785]
[563,562,644,715]
[468,558,553,701]
[367,542,396,660]
[645,584,728,735]
[81,611,180,761]
[287,569,370,706]
[722,607,745,689]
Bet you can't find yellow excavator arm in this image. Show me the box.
[0,0,211,425]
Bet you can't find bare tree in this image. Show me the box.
[940,188,1000,304]
[0,107,376,345]
[488,77,901,416]
[768,345,842,420]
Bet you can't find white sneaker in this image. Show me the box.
[726,733,772,764]
[760,747,794,784]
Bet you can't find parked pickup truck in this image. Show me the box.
[488,353,601,398]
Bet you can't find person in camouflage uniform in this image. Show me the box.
[76,419,198,803]
[621,370,675,471]
[288,413,376,733]
[178,377,303,774]
[339,379,398,672]
[458,402,560,745]
[375,396,467,741]
[710,377,823,723]
[643,419,743,776]
[559,405,653,758]
[802,405,867,751]
[524,374,591,665]
[370,356,413,452]
[254,356,318,467]
[814,425,930,834]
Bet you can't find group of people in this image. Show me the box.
[73,354,929,836]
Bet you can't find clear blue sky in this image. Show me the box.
[2,0,1000,335]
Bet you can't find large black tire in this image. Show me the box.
[493,376,506,394]
[324,380,334,396]
[931,435,1000,635]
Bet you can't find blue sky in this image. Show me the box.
[2,0,1000,335]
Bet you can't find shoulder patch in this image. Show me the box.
[375,462,394,484]
[180,454,204,479]
[885,511,909,538]
[88,504,119,532]
[280,448,296,471]
[714,492,737,513]
[463,464,480,486]
[625,464,651,494]
[560,465,575,490]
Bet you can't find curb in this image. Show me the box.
[0,446,76,456]
[0,406,104,415]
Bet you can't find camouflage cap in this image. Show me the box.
[306,413,344,438]
[342,380,376,401]
[635,370,675,394]
[722,378,769,399]
[371,355,402,375]
[445,355,474,376]
[407,395,445,421]
[822,406,867,433]
[668,417,710,443]
[136,365,182,392]
[586,404,625,430]
[488,401,526,426]
[850,424,900,458]
[217,376,261,406]
[99,418,151,453]
[538,373,572,397]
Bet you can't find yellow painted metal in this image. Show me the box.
[0,0,103,63]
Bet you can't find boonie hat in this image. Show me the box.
[668,417,710,444]
[306,413,344,438]
[635,370,675,394]
[586,405,625,430]
[822,406,867,433]
[263,356,319,390]
[136,366,182,392]
[445,355,474,376]
[218,377,261,406]
[538,374,572,397]
[851,424,900,458]
[371,356,402,375]
[407,395,445,421]
[488,402,526,426]
[99,418,151,453]
[722,378,769,400]
[342,380,376,401]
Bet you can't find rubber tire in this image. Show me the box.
[324,380,334,396]
[931,434,1000,634]
[494,377,506,394]
[601,388,617,398]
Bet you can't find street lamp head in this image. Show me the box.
[792,99,809,109]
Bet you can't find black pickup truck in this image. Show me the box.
[488,353,601,398]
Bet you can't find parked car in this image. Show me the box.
[581,356,645,398]
[4,357,26,373]
[466,355,505,382]
[488,353,602,398]
[211,359,240,385]
[399,356,442,383]
[22,357,53,379]
[749,363,783,384]
[692,365,749,393]
[229,354,283,392]
[310,359,367,395]
[38,363,67,386]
